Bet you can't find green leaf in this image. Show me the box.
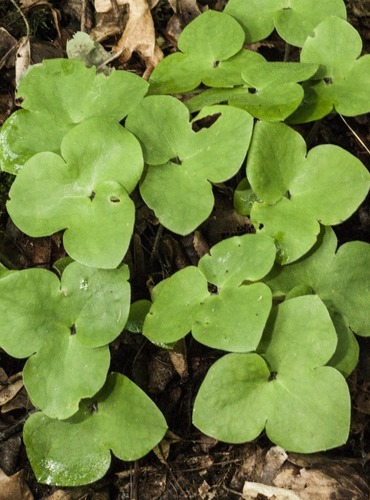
[0,262,130,418]
[198,233,276,287]
[243,121,370,263]
[126,300,152,333]
[67,31,111,70]
[24,373,167,486]
[126,96,253,234]
[0,59,148,174]
[143,266,209,344]
[264,226,365,375]
[265,226,370,340]
[187,62,318,121]
[291,17,370,121]
[148,10,259,94]
[7,118,143,268]
[144,234,276,350]
[224,0,346,47]
[192,283,272,352]
[193,296,350,452]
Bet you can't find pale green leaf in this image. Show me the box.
[24,373,167,486]
[225,0,346,46]
[193,296,350,452]
[0,262,130,418]
[126,97,253,234]
[7,118,143,268]
[0,59,148,174]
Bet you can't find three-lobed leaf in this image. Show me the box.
[24,373,167,486]
[187,62,318,121]
[144,234,276,350]
[0,58,148,174]
[290,17,370,122]
[0,262,130,418]
[7,118,143,269]
[148,10,264,94]
[224,0,346,46]
[126,96,253,234]
[265,226,370,374]
[193,295,350,452]
[236,121,370,264]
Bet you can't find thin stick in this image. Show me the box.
[339,114,370,155]
[9,0,30,37]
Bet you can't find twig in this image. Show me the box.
[9,0,30,37]
[339,114,370,155]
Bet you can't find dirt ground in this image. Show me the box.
[0,1,369,498]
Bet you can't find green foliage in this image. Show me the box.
[193,296,350,452]
[186,61,319,121]
[0,0,369,487]
[290,17,370,122]
[149,10,257,94]
[234,121,370,263]
[0,262,130,418]
[24,373,167,486]
[126,96,253,234]
[143,234,276,350]
[0,59,148,174]
[7,118,143,268]
[224,0,346,46]
[264,225,370,375]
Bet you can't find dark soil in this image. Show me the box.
[0,1,369,498]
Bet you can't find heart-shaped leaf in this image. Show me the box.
[143,233,275,350]
[7,118,143,268]
[193,295,350,452]
[24,372,167,486]
[0,58,148,174]
[239,121,370,263]
[0,262,130,418]
[265,225,370,374]
[126,96,253,234]
[187,62,318,121]
[224,0,346,47]
[290,17,370,122]
[148,10,264,94]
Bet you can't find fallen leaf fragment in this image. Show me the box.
[94,0,163,77]
[0,370,23,407]
[114,0,163,77]
[0,469,33,500]
[15,37,31,88]
[243,481,300,499]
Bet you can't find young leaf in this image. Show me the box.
[143,266,209,344]
[224,0,346,47]
[7,118,143,268]
[241,121,370,263]
[0,262,130,418]
[265,225,370,374]
[144,234,276,350]
[126,96,253,234]
[290,17,370,122]
[0,58,148,174]
[148,10,264,94]
[24,373,167,486]
[186,62,318,121]
[193,296,350,453]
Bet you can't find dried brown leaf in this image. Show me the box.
[0,469,33,500]
[114,0,163,77]
[0,371,23,407]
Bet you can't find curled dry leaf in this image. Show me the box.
[0,469,33,500]
[94,0,163,77]
[0,369,23,407]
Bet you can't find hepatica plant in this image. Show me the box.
[0,0,370,488]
